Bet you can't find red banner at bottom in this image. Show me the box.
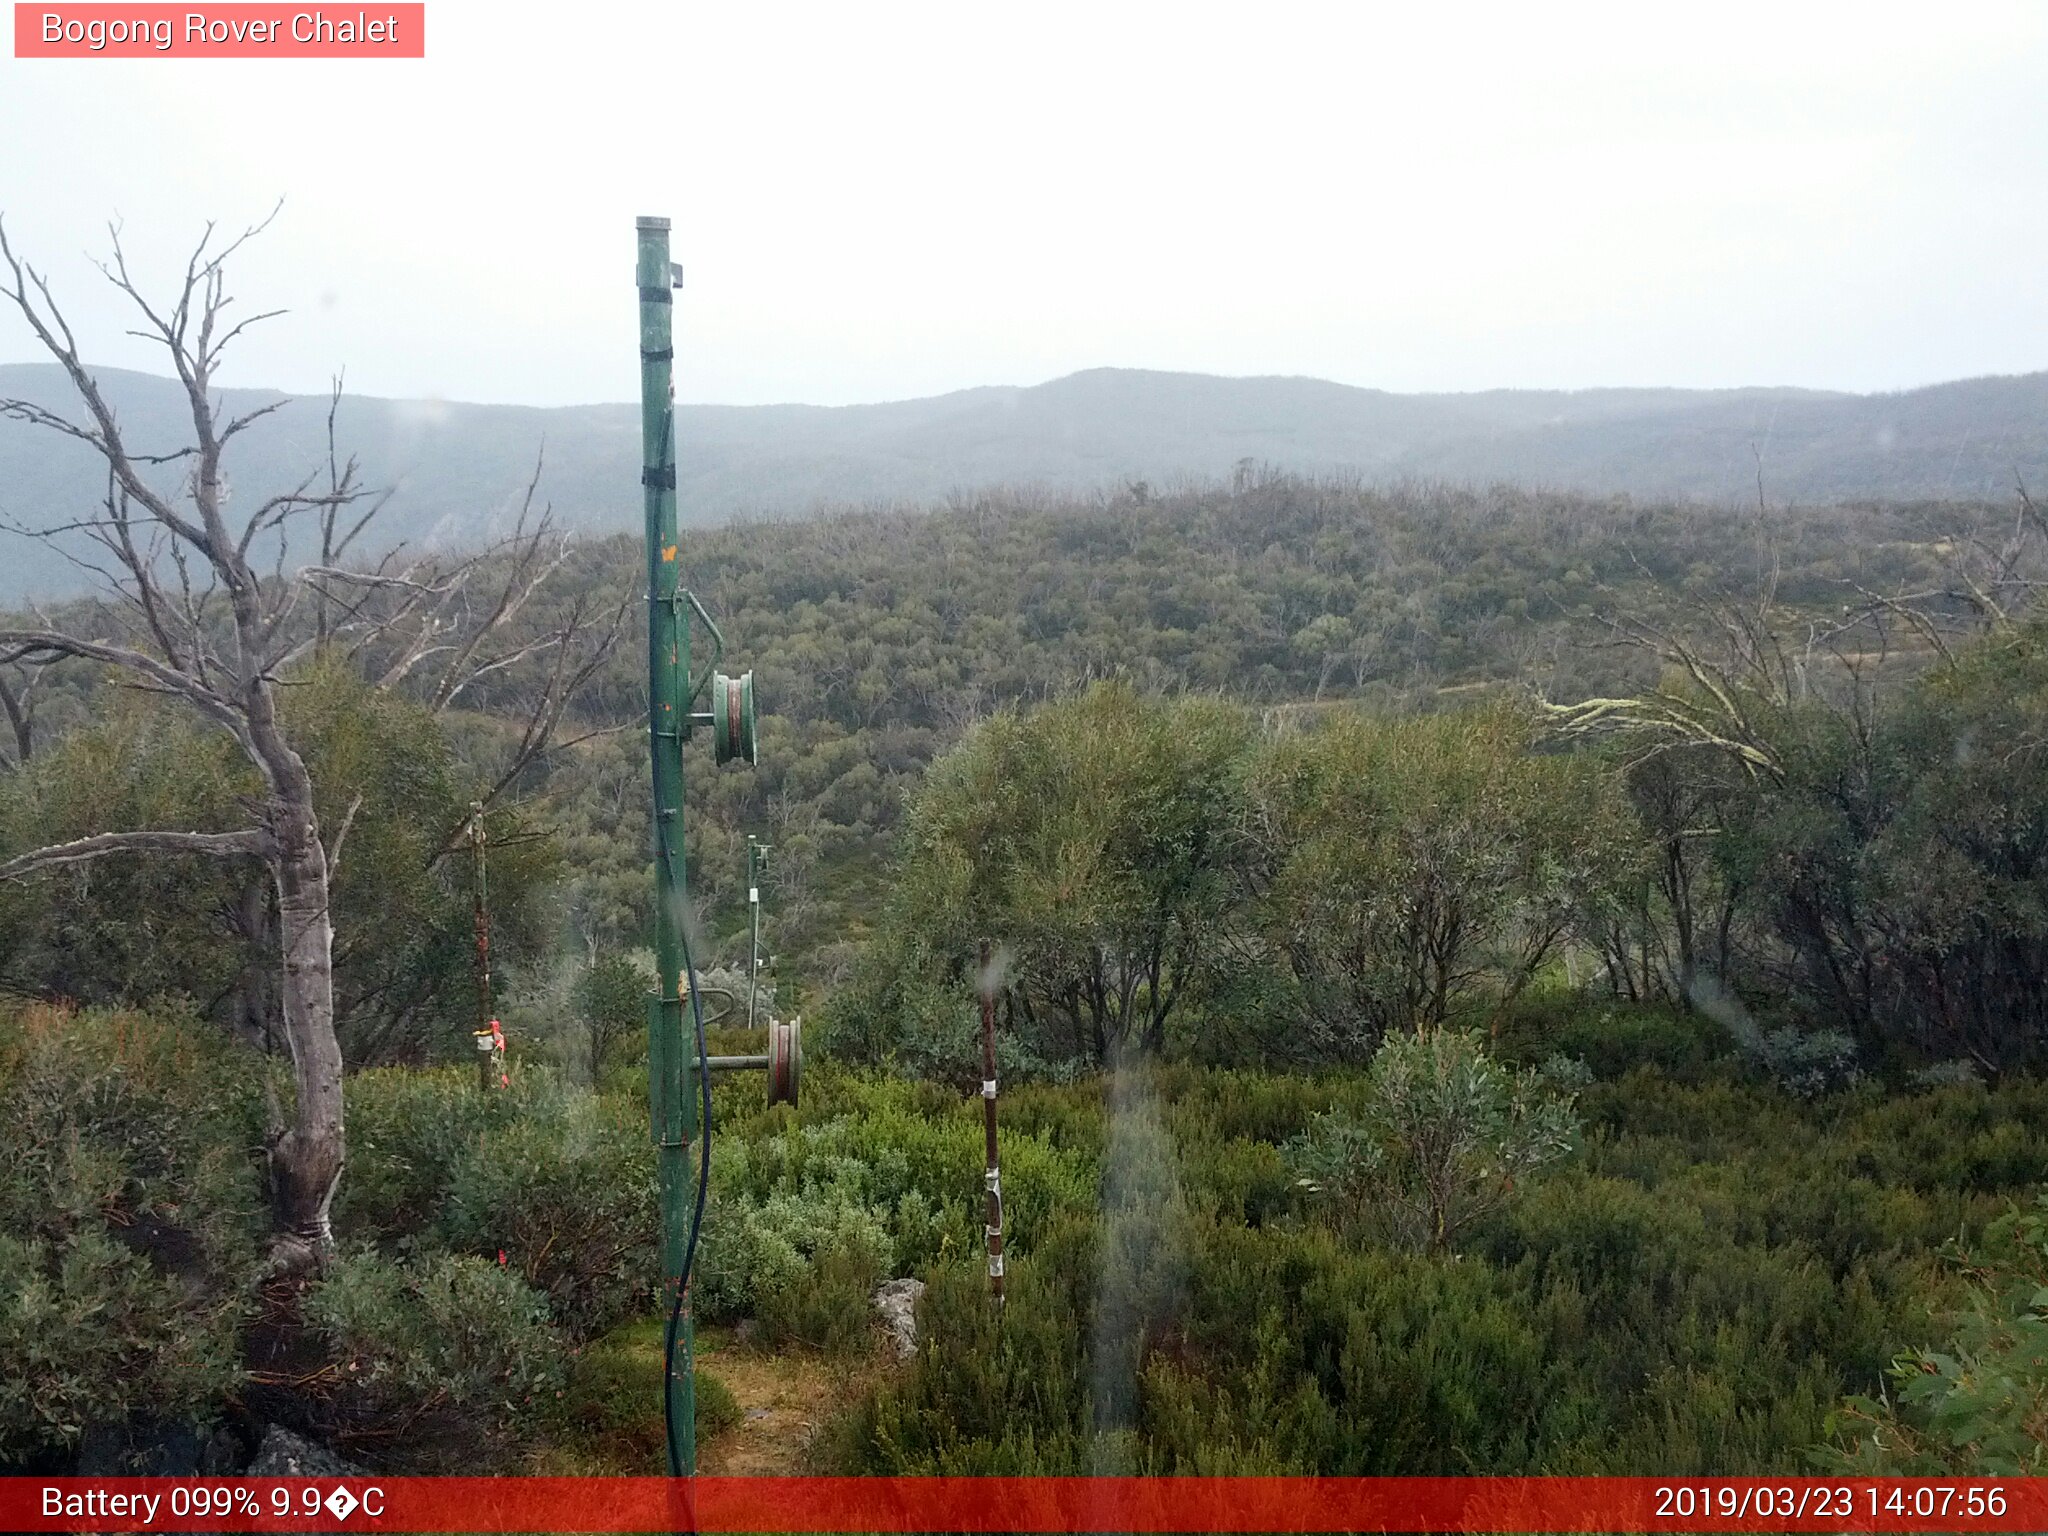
[5,1476,2039,1532]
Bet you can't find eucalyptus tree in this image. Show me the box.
[0,211,621,1265]
[1242,700,1630,1053]
[868,682,1250,1067]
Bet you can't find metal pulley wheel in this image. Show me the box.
[766,1015,801,1107]
[711,670,758,765]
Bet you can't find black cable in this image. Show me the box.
[660,826,715,1478]
[652,396,712,1479]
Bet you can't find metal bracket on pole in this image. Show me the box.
[680,589,724,710]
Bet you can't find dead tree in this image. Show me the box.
[0,210,623,1265]
[1538,481,2048,1024]
[0,645,55,769]
[1544,482,2048,771]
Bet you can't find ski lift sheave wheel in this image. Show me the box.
[711,670,757,765]
[767,1015,801,1107]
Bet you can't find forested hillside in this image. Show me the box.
[526,477,2027,997]
[6,467,2040,1085]
[8,466,2048,1480]
[3,360,2044,603]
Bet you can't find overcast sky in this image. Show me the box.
[1,1,2043,408]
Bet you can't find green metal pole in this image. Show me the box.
[638,214,697,1476]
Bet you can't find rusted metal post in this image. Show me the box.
[979,938,1005,1308]
[468,801,504,1090]
[746,836,770,1033]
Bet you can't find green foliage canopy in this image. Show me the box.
[1246,703,1634,1053]
[844,682,1250,1068]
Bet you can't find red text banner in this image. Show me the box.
[14,4,424,57]
[3,1476,2043,1533]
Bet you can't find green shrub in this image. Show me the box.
[999,1079,1109,1158]
[1244,702,1634,1053]
[17,1000,2032,1481]
[1835,1078,2048,1195]
[1178,1135,1293,1227]
[1503,1000,1734,1082]
[695,1186,891,1324]
[0,1004,261,1465]
[1738,1025,1863,1100]
[573,950,650,1086]
[701,1077,1096,1298]
[1159,1064,1367,1143]
[1825,1193,2048,1474]
[336,1066,657,1340]
[805,1098,1095,1269]
[333,1065,501,1242]
[0,1230,244,1468]
[757,1233,888,1354]
[555,1319,737,1468]
[1286,1029,1582,1253]
[825,971,1089,1092]
[829,1218,1097,1474]
[822,1047,2045,1477]
[435,1089,657,1339]
[307,1249,566,1434]
[695,1365,742,1438]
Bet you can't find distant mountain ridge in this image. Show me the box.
[0,362,2041,602]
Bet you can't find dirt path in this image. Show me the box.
[695,1330,879,1475]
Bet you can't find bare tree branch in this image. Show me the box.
[325,792,365,883]
[0,827,265,881]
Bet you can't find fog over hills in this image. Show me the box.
[0,362,2042,602]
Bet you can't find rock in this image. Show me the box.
[872,1277,926,1360]
[246,1426,367,1478]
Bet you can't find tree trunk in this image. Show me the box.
[265,800,345,1256]
[230,877,278,1053]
